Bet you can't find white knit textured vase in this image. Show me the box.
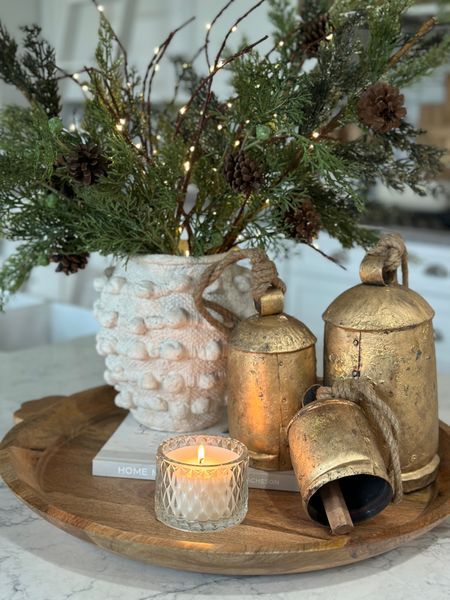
[93,254,254,432]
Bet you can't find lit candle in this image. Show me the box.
[155,435,248,532]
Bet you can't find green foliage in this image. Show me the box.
[0,0,449,301]
[0,23,60,116]
[0,243,46,309]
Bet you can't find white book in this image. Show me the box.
[92,413,299,492]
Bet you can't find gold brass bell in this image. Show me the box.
[288,384,394,527]
[323,235,439,492]
[227,287,317,471]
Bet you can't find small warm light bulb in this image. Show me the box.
[308,143,314,150]
[234,140,240,147]
[134,141,142,149]
[206,23,211,30]
[278,40,284,47]
[217,60,224,69]
[209,65,215,73]
[198,444,206,464]
[184,249,190,257]
[227,102,232,108]
[212,168,217,172]
[154,46,160,54]
[325,33,334,41]
[179,106,187,115]
[119,118,126,125]
[245,119,250,124]
[312,131,320,139]
[189,145,195,152]
[255,84,260,89]
[265,198,270,205]
[273,113,278,118]
[97,4,105,12]
[156,134,161,140]
[177,226,183,234]
[116,123,123,131]
[183,160,190,172]
[82,84,89,92]
[182,62,189,69]
[72,72,80,80]
[231,25,237,33]
[155,64,160,72]
[152,149,158,155]
[69,123,76,132]
[217,124,223,131]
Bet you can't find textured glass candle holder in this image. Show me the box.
[155,435,249,532]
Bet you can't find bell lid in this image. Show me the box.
[229,312,316,354]
[323,283,434,331]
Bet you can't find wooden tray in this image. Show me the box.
[1,385,449,575]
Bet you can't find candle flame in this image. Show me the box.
[198,444,205,464]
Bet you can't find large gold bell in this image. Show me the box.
[227,287,317,471]
[323,235,439,492]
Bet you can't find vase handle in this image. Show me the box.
[194,248,286,335]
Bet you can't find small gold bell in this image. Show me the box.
[323,234,439,492]
[288,382,396,530]
[227,287,317,471]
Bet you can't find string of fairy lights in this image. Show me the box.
[64,1,325,255]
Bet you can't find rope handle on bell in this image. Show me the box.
[315,378,403,504]
[360,233,409,288]
[193,248,286,336]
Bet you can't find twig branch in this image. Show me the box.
[175,35,268,137]
[204,0,237,71]
[173,35,268,250]
[173,0,267,253]
[388,16,437,68]
[307,242,346,269]
[142,16,195,150]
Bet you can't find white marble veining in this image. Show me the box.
[0,336,449,600]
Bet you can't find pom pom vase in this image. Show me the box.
[93,254,254,432]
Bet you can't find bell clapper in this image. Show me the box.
[320,480,354,535]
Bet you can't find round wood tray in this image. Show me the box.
[1,385,449,575]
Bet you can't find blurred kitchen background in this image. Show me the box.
[0,0,449,372]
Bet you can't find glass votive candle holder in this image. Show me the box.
[155,434,249,532]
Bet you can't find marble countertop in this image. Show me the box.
[0,335,449,600]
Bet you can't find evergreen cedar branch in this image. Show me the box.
[0,0,449,304]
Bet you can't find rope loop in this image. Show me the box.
[367,232,409,287]
[193,248,286,335]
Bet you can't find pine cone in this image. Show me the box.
[66,143,109,185]
[50,253,90,275]
[51,155,75,198]
[357,82,407,134]
[284,201,321,243]
[299,14,331,58]
[224,152,263,195]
